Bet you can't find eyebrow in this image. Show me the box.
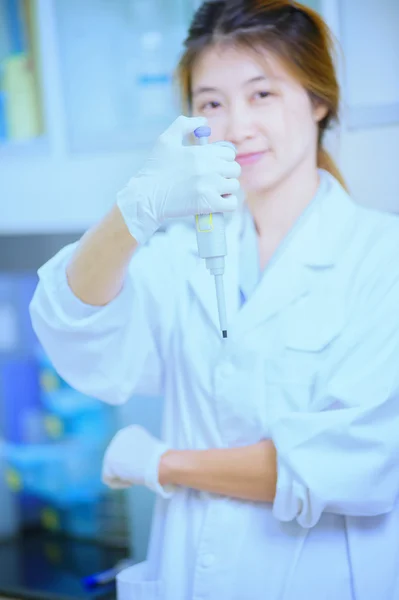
[192,75,269,97]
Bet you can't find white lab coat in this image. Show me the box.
[30,172,399,600]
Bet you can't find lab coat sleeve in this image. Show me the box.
[29,234,179,405]
[271,268,399,528]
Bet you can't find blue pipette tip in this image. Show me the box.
[194,126,211,138]
[82,575,99,589]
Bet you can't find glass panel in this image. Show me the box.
[192,0,322,14]
[0,0,44,144]
[301,0,322,12]
[55,0,194,153]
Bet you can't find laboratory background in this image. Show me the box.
[0,0,397,599]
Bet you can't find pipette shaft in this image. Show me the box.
[193,126,228,339]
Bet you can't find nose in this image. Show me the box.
[224,102,257,146]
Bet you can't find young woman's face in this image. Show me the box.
[191,45,326,196]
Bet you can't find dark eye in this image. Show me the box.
[202,101,221,110]
[254,91,271,100]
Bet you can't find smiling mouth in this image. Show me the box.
[236,151,269,166]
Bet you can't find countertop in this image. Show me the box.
[0,530,126,600]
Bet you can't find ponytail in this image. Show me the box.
[317,146,348,192]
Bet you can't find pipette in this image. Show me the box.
[194,126,228,339]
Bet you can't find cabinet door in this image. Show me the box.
[338,0,399,129]
[0,0,196,234]
[54,0,194,153]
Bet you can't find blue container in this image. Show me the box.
[15,273,39,351]
[1,357,43,444]
[0,90,7,141]
[4,0,27,54]
[4,439,107,507]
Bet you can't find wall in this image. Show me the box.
[340,125,399,212]
[0,149,143,234]
[322,0,399,212]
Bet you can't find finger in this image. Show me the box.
[217,159,242,179]
[215,175,240,196]
[102,463,132,488]
[209,144,237,162]
[213,140,237,152]
[212,140,236,158]
[163,115,207,142]
[107,478,132,490]
[203,190,238,213]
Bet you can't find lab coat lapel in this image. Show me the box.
[229,242,310,341]
[229,175,357,340]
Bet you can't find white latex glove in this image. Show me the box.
[116,115,241,245]
[102,425,176,499]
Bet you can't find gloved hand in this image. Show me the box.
[116,115,241,245]
[102,425,176,499]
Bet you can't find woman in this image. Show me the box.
[30,1,399,599]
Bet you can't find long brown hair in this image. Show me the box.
[177,0,347,190]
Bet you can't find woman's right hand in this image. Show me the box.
[116,115,241,245]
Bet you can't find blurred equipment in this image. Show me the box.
[0,0,43,142]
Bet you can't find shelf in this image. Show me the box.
[0,135,49,159]
[66,118,176,156]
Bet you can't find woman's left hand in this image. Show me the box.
[102,425,176,498]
